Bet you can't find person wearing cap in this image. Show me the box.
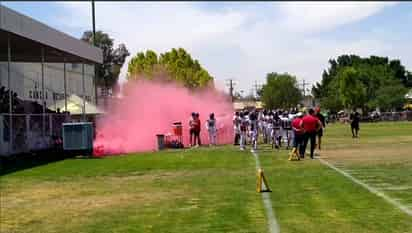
[315,107,326,150]
[291,112,304,159]
[301,108,322,159]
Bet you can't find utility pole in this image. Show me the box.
[226,79,236,102]
[254,80,263,99]
[301,79,310,97]
[254,81,258,98]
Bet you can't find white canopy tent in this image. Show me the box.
[47,94,104,115]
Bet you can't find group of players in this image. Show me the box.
[233,107,325,159]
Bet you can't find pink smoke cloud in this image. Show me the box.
[93,80,234,156]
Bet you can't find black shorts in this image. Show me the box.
[190,128,196,135]
[351,123,359,130]
[317,128,323,137]
[194,130,200,137]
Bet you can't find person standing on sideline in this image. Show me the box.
[315,107,326,150]
[272,112,282,149]
[233,112,241,145]
[350,110,361,138]
[250,117,258,152]
[291,112,305,158]
[189,112,196,147]
[193,113,201,147]
[281,111,292,149]
[301,109,321,159]
[239,112,249,151]
[266,111,274,145]
[206,113,217,146]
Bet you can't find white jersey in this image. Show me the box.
[240,117,249,132]
[233,115,241,133]
[266,115,273,129]
[273,116,282,129]
[280,116,292,130]
[207,118,216,130]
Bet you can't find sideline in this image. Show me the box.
[251,150,281,233]
[319,158,412,217]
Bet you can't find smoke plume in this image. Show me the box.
[93,80,234,156]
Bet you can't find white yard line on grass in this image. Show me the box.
[319,158,412,217]
[251,150,280,233]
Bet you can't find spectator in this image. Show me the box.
[301,108,321,159]
[206,113,217,146]
[233,112,241,145]
[193,113,201,147]
[291,112,305,159]
[315,107,326,150]
[189,112,196,147]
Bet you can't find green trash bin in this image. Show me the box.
[156,134,165,151]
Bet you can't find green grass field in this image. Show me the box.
[1,122,412,233]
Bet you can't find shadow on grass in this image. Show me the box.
[0,151,93,176]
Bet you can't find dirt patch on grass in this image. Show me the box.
[321,144,412,166]
[324,135,412,150]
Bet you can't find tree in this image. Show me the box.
[371,79,408,111]
[81,31,130,90]
[127,48,213,89]
[313,55,412,100]
[261,72,302,109]
[337,67,367,110]
[313,54,412,112]
[320,79,343,112]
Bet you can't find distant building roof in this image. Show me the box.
[0,5,102,64]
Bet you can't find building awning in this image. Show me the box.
[0,5,102,64]
[47,94,105,115]
[233,101,263,110]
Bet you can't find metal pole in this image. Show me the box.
[63,59,67,112]
[92,0,96,46]
[82,63,86,121]
[7,32,12,153]
[41,46,45,136]
[92,0,98,106]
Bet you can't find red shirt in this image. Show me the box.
[194,119,201,131]
[302,115,320,133]
[292,118,304,135]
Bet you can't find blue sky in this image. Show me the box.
[3,1,412,94]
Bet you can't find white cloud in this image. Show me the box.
[276,2,397,34]
[55,2,404,92]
